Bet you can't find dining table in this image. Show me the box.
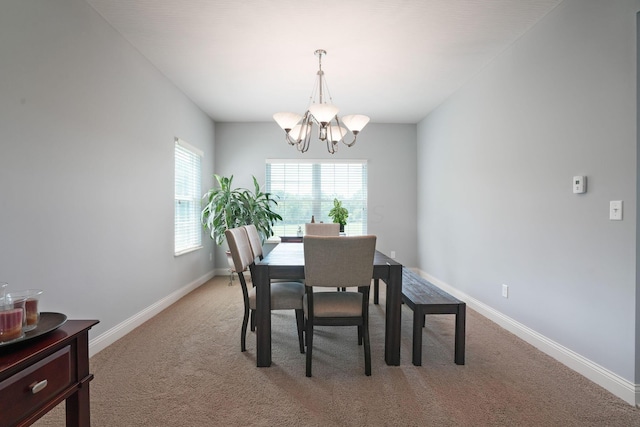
[251,241,403,367]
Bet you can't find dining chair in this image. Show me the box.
[305,222,344,290]
[225,227,305,354]
[243,224,267,261]
[303,235,377,377]
[243,223,303,332]
[304,222,340,236]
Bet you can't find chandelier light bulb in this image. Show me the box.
[289,123,311,142]
[341,114,370,133]
[309,103,339,126]
[328,125,348,143]
[273,112,302,132]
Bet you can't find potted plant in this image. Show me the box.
[328,198,349,233]
[201,174,282,268]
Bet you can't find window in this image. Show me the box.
[174,138,203,255]
[266,159,367,237]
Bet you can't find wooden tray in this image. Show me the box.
[0,312,67,348]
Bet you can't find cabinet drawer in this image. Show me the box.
[0,346,71,426]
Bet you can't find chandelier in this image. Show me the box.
[273,49,370,154]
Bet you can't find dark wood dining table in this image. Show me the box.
[251,242,403,367]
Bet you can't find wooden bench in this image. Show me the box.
[400,268,466,366]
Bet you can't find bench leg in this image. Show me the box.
[454,303,466,365]
[412,309,423,366]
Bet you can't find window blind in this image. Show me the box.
[174,138,203,255]
[265,159,367,237]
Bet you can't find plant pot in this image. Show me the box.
[226,250,235,271]
[340,224,345,233]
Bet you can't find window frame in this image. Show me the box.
[265,158,368,238]
[174,137,203,256]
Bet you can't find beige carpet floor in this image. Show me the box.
[35,276,640,426]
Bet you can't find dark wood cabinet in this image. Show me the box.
[279,236,303,243]
[0,319,99,426]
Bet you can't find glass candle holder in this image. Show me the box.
[7,289,43,332]
[0,296,24,343]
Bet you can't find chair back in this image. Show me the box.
[305,223,340,236]
[243,224,264,260]
[304,235,376,288]
[225,227,254,273]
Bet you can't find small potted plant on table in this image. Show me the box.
[328,198,348,233]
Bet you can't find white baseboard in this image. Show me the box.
[88,270,215,357]
[87,267,639,406]
[214,267,233,277]
[415,269,638,407]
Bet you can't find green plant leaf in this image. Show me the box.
[201,174,282,246]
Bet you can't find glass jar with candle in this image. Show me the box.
[0,292,25,343]
[7,289,43,332]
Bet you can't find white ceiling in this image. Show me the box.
[85,0,562,124]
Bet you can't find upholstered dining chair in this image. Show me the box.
[243,223,302,332]
[303,235,377,377]
[225,227,305,354]
[304,223,344,290]
[304,222,340,236]
[243,224,267,261]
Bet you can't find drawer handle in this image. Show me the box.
[30,379,48,394]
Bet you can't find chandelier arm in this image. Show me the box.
[300,138,310,153]
[327,139,337,154]
[285,133,297,146]
[342,134,358,147]
[302,114,313,153]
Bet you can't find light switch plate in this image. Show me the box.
[610,201,622,220]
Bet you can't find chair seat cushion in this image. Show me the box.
[248,281,304,310]
[304,291,363,318]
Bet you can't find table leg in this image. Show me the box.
[384,264,402,365]
[373,278,379,305]
[66,330,92,426]
[455,303,466,365]
[253,264,272,367]
[412,308,423,366]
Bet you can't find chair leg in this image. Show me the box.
[241,306,250,352]
[250,310,256,332]
[305,319,313,377]
[363,320,371,376]
[357,325,363,345]
[295,309,305,354]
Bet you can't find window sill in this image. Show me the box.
[174,245,203,257]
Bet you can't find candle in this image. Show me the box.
[24,298,39,326]
[8,290,42,332]
[0,307,24,342]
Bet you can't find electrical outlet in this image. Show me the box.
[390,251,396,259]
[209,253,213,261]
[502,284,509,298]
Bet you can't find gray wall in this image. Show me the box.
[417,0,638,385]
[637,9,640,386]
[213,122,418,268]
[0,0,216,339]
